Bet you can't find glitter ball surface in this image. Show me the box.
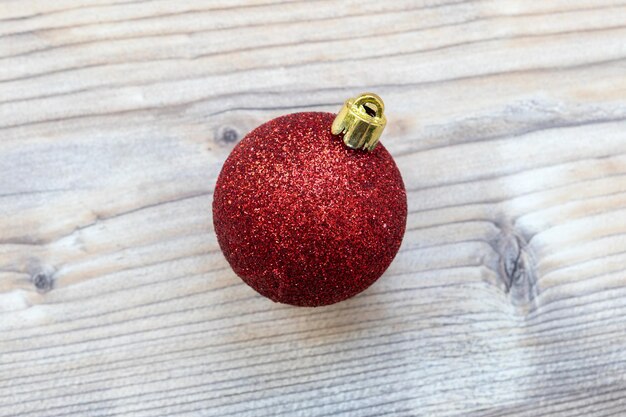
[213,112,407,307]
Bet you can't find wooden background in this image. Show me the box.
[1,0,626,416]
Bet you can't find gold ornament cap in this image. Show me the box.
[331,93,387,151]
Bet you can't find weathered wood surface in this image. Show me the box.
[1,0,626,416]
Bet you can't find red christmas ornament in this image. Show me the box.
[213,94,407,307]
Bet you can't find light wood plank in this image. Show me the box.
[1,0,626,416]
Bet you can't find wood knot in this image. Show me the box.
[31,271,54,293]
[496,227,537,306]
[27,262,57,293]
[216,126,240,146]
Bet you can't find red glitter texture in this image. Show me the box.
[213,112,407,307]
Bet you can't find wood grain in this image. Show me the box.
[1,0,626,416]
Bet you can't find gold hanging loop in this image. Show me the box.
[331,93,387,151]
